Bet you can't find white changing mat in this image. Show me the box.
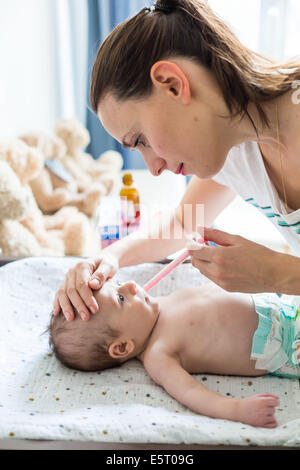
[1,257,300,447]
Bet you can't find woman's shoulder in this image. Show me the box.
[212,141,262,186]
[225,140,260,166]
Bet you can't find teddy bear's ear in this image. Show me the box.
[55,118,91,152]
[0,138,28,177]
[0,138,44,184]
[0,160,29,220]
[21,132,67,161]
[20,133,40,149]
[97,150,124,171]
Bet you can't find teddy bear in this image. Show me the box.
[55,117,123,195]
[21,131,107,217]
[0,159,44,256]
[0,138,100,257]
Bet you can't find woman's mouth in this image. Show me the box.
[175,163,185,176]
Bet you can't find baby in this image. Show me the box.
[49,278,300,429]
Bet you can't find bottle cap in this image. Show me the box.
[123,173,133,185]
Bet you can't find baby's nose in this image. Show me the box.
[124,280,137,294]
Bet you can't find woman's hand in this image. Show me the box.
[188,227,282,293]
[53,252,119,321]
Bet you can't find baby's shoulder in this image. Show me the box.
[141,345,181,385]
[140,339,166,363]
[141,338,179,365]
[142,323,180,360]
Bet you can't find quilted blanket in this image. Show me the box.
[1,257,300,447]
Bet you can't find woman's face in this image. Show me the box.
[98,58,234,179]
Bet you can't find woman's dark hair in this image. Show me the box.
[90,0,300,133]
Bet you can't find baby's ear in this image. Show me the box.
[108,340,135,359]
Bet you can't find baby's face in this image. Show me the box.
[93,278,160,346]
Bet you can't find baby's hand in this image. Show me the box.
[237,394,279,428]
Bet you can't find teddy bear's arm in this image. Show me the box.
[30,169,70,213]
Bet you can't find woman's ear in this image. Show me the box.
[108,339,135,359]
[150,60,191,104]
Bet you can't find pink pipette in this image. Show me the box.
[143,237,208,292]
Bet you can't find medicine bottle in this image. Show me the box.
[120,173,140,235]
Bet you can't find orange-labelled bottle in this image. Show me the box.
[120,173,140,236]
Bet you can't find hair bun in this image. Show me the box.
[154,0,178,14]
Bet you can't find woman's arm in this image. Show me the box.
[105,176,236,267]
[103,206,188,267]
[276,251,300,295]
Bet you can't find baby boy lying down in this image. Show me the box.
[49,279,300,429]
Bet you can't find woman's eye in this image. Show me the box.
[133,137,146,148]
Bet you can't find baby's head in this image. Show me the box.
[49,279,160,371]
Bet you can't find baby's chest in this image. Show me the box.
[157,310,210,358]
[166,307,241,356]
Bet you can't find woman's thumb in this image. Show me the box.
[199,226,234,246]
[89,270,106,288]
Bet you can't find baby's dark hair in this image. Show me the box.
[48,312,123,372]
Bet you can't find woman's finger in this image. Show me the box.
[75,268,99,314]
[89,263,116,289]
[186,237,214,262]
[200,226,236,247]
[65,269,91,321]
[188,245,214,263]
[53,292,61,316]
[56,286,75,322]
[190,257,220,284]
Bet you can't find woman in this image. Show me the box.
[53,0,300,322]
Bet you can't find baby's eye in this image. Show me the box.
[117,281,122,286]
[118,294,125,304]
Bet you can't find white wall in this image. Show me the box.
[209,0,300,61]
[0,0,58,137]
[209,0,261,53]
[285,0,300,59]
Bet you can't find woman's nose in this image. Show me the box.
[143,154,166,177]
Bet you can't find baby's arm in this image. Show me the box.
[144,352,279,428]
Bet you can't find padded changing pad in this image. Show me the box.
[1,257,300,447]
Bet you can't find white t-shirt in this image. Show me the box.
[212,141,300,257]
